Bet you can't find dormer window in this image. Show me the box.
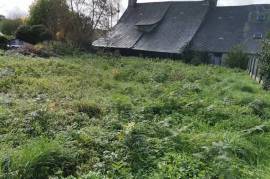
[253,33,263,39]
[136,23,159,32]
[257,15,265,22]
[135,4,170,33]
[263,6,270,10]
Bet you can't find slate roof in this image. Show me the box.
[243,5,270,54]
[93,1,210,53]
[133,1,209,53]
[93,1,270,55]
[191,4,270,54]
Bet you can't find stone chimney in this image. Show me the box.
[128,0,137,7]
[207,0,218,7]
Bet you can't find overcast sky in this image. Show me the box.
[1,0,270,18]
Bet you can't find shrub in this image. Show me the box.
[0,35,8,49]
[46,41,80,56]
[15,25,31,42]
[31,25,52,42]
[16,25,52,44]
[64,171,104,179]
[224,46,249,70]
[240,85,256,93]
[19,150,77,178]
[34,41,81,56]
[248,99,266,117]
[153,71,169,83]
[0,19,23,35]
[112,94,133,114]
[74,100,103,118]
[150,153,209,178]
[124,123,160,173]
[201,107,231,126]
[193,141,246,178]
[112,68,136,81]
[2,138,78,179]
[24,109,53,137]
[259,40,270,90]
[183,51,210,65]
[143,98,181,116]
[6,44,53,58]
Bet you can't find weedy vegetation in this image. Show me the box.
[0,51,270,178]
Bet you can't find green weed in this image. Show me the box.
[0,53,269,178]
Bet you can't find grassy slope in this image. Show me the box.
[0,53,270,178]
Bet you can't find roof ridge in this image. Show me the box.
[136,1,206,4]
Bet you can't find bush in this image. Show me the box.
[46,41,81,56]
[1,138,78,179]
[31,25,52,42]
[15,25,31,42]
[259,40,270,90]
[35,41,81,57]
[0,19,23,35]
[6,44,53,58]
[248,99,266,117]
[150,153,209,178]
[224,46,249,70]
[240,85,256,93]
[124,123,160,173]
[74,100,103,118]
[112,94,133,114]
[64,171,104,179]
[16,25,52,44]
[0,35,8,49]
[183,51,210,65]
[19,150,77,178]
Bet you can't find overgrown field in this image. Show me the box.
[0,52,270,178]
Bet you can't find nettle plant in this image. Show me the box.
[259,40,270,90]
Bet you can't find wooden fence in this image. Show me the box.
[248,57,263,84]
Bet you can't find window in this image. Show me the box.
[257,15,265,22]
[218,37,224,40]
[253,33,263,39]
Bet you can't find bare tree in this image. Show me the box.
[67,0,120,30]
[28,0,120,48]
[64,0,120,48]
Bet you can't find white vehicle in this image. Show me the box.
[8,39,26,48]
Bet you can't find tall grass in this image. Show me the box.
[0,53,270,178]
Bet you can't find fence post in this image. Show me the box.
[255,58,258,80]
[251,58,256,78]
[248,58,251,74]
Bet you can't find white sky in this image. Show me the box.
[1,0,270,18]
[0,0,34,18]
